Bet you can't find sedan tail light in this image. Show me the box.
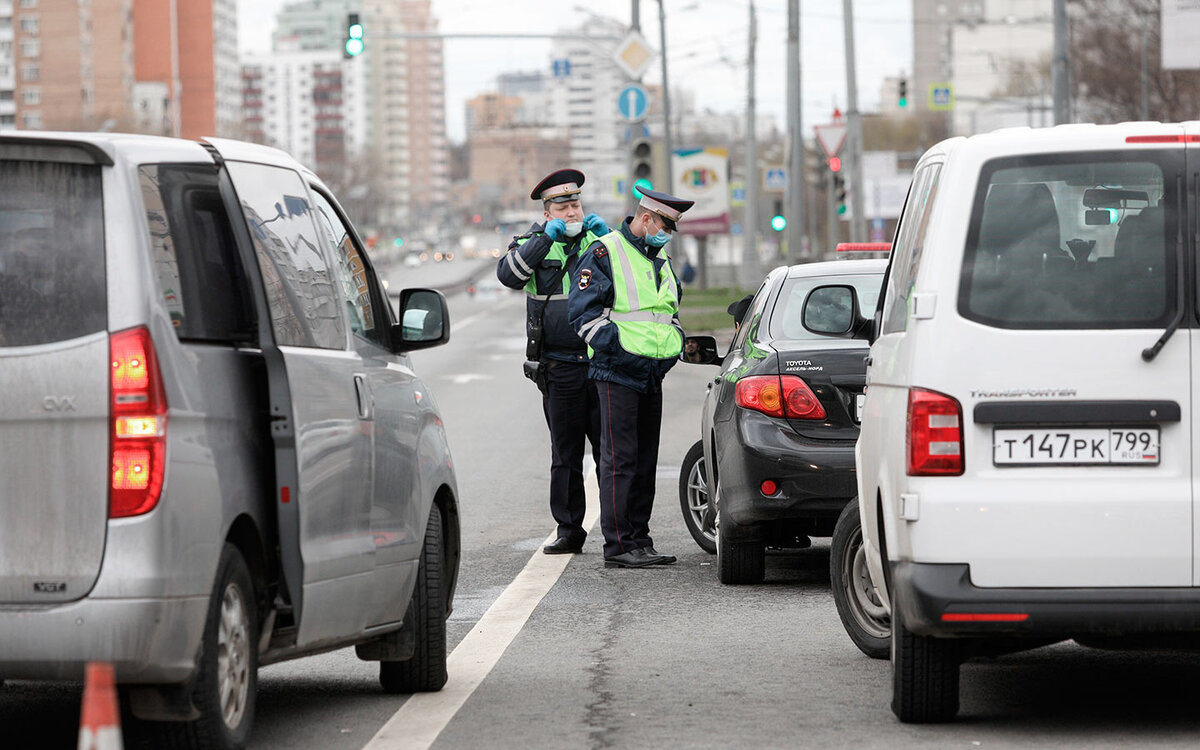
[110,327,168,518]
[907,388,963,476]
[735,375,827,420]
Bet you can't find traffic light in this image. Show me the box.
[834,174,847,215]
[897,78,908,108]
[771,199,786,232]
[630,138,654,198]
[344,13,364,58]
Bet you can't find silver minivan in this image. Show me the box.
[0,132,460,748]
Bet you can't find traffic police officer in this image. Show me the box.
[568,188,694,568]
[497,169,610,555]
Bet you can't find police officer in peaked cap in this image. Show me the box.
[497,169,611,555]
[567,187,694,568]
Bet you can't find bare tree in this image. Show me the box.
[1070,0,1200,122]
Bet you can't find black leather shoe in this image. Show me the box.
[543,537,583,555]
[603,548,663,568]
[644,547,676,565]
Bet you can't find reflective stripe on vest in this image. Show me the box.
[596,232,682,359]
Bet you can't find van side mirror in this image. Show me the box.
[391,288,450,352]
[681,335,722,366]
[802,284,871,340]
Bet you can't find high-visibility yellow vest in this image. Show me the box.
[518,230,602,299]
[594,231,682,359]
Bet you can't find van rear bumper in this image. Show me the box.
[0,595,208,683]
[894,562,1200,638]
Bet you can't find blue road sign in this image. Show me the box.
[553,58,571,77]
[764,168,787,191]
[929,83,954,111]
[617,84,649,123]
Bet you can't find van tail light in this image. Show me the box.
[907,388,963,476]
[110,327,168,518]
[735,375,827,420]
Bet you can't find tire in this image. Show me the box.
[830,500,890,659]
[380,504,448,694]
[715,493,765,585]
[148,543,258,750]
[678,440,716,554]
[891,600,960,723]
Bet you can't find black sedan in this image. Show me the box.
[681,259,885,585]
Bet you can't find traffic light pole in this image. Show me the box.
[741,1,761,289]
[785,0,804,262]
[841,0,865,243]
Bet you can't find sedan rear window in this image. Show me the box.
[959,153,1176,329]
[0,161,105,347]
[772,273,883,340]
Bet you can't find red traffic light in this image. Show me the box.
[828,156,841,172]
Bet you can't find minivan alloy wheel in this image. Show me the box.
[218,581,252,728]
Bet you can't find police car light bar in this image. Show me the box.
[836,242,891,253]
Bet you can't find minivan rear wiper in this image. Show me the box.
[1142,173,1187,362]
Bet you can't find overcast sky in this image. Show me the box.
[238,0,913,143]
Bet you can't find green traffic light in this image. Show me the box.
[898,97,907,108]
[345,38,364,56]
[632,178,653,200]
[349,23,364,40]
[837,204,847,215]
[393,237,404,247]
[770,215,786,232]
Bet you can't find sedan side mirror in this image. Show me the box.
[391,288,450,352]
[681,335,722,366]
[801,284,871,340]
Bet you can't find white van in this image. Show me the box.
[807,122,1200,723]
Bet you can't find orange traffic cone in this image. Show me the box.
[78,662,123,750]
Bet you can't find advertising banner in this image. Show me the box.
[671,147,730,236]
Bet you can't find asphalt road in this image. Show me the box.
[6,257,1200,748]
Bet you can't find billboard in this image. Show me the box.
[671,147,730,236]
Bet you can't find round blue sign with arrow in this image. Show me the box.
[617,84,649,123]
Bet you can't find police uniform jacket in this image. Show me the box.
[567,218,683,394]
[497,222,602,363]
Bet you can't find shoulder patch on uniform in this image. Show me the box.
[594,245,608,258]
[578,268,593,290]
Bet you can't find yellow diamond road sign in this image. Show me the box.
[613,31,655,80]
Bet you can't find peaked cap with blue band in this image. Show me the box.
[638,187,695,231]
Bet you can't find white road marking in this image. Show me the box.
[362,459,599,750]
[444,373,493,385]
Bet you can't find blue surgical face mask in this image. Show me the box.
[646,229,672,248]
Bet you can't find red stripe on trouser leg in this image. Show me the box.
[605,381,626,553]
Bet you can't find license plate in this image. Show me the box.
[993,427,1160,466]
[855,394,865,423]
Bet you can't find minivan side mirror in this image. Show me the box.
[801,284,872,340]
[392,288,450,352]
[680,334,722,366]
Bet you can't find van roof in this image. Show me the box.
[0,131,316,179]
[928,121,1200,166]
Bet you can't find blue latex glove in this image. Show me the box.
[583,213,609,235]
[544,218,567,241]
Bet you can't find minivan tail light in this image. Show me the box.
[110,327,168,517]
[907,388,963,476]
[735,375,827,420]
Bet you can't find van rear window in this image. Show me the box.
[959,153,1176,329]
[0,161,105,347]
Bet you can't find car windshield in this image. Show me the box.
[958,152,1177,329]
[771,273,883,340]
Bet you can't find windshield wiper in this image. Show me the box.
[1142,172,1187,362]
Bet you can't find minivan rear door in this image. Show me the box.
[1183,122,1200,586]
[954,142,1190,587]
[0,140,111,604]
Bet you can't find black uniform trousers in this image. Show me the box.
[595,380,663,559]
[542,360,601,545]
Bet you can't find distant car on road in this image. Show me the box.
[680,259,885,585]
